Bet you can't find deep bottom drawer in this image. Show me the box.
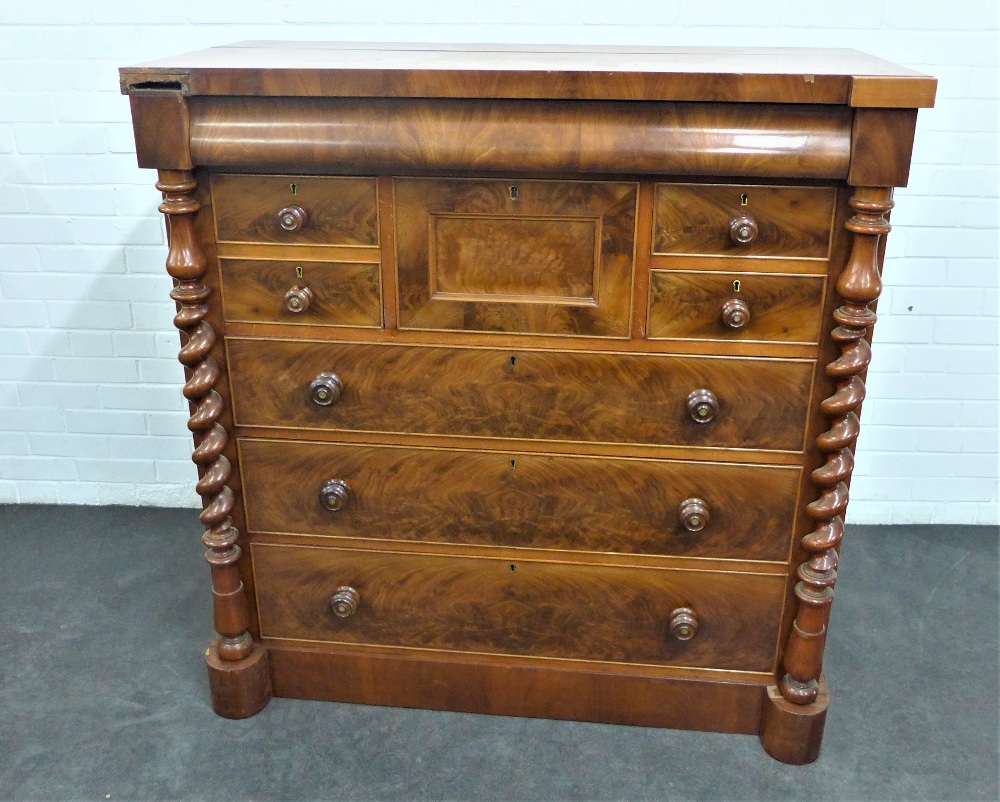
[239,438,801,560]
[252,543,785,673]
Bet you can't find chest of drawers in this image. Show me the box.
[121,43,935,764]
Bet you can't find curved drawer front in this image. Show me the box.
[227,339,813,451]
[253,543,785,672]
[240,438,801,561]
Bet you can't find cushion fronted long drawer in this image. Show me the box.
[252,543,786,673]
[239,438,801,561]
[226,339,814,452]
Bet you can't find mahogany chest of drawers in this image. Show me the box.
[121,43,935,764]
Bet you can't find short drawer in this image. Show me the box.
[221,259,382,328]
[652,183,836,259]
[227,339,814,452]
[239,439,801,560]
[647,271,826,344]
[252,543,785,672]
[211,174,379,246]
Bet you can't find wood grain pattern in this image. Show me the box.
[226,338,815,451]
[238,438,801,560]
[848,108,919,188]
[268,644,769,733]
[647,255,828,275]
[252,543,785,672]
[120,42,937,108]
[186,98,854,179]
[129,93,191,170]
[220,258,382,328]
[395,178,635,337]
[652,184,836,259]
[211,174,378,246]
[122,42,933,760]
[647,271,826,344]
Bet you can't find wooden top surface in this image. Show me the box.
[120,42,936,108]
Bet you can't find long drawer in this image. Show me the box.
[252,543,785,672]
[239,438,801,560]
[227,339,813,451]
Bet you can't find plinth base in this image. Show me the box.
[759,675,830,764]
[206,641,272,719]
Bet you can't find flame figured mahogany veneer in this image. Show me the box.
[121,42,934,765]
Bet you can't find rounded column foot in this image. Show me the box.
[206,640,272,719]
[759,675,829,765]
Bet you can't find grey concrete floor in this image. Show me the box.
[0,505,997,802]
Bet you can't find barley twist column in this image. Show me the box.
[779,188,893,706]
[156,169,270,717]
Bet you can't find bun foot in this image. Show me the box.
[206,641,272,719]
[759,675,829,764]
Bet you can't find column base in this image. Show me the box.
[206,641,272,719]
[759,675,829,764]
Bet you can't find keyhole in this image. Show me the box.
[733,279,741,292]
[510,356,516,367]
[290,183,297,195]
[510,459,516,469]
[296,266,304,279]
[740,193,748,206]
[509,185,519,201]
[509,564,516,572]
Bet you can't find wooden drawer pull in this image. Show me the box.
[329,586,360,618]
[678,497,710,532]
[278,204,309,232]
[308,372,344,407]
[686,388,718,423]
[283,285,313,314]
[669,607,699,641]
[729,215,758,245]
[319,479,352,511]
[721,298,750,330]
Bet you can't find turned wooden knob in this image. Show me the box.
[319,479,352,511]
[278,205,309,232]
[686,388,718,423]
[729,215,758,245]
[679,497,710,532]
[669,607,699,641]
[308,372,343,407]
[329,586,360,618]
[283,285,313,314]
[721,298,750,330]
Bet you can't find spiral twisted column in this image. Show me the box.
[157,169,253,664]
[779,188,893,706]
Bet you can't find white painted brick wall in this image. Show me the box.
[0,1,996,524]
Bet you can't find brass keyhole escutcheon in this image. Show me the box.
[733,279,741,293]
[509,185,519,200]
[289,182,297,195]
[296,265,304,279]
[740,193,749,206]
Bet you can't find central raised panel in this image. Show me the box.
[395,178,636,337]
[430,214,599,303]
